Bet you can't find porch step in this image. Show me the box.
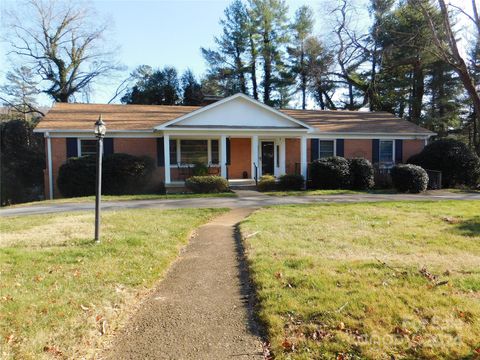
[228,179,257,190]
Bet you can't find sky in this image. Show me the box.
[0,0,469,107]
[1,0,348,106]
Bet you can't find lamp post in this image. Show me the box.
[94,115,106,242]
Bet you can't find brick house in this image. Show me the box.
[34,93,434,199]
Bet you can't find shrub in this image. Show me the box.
[390,164,429,193]
[349,158,374,190]
[257,175,277,192]
[57,153,155,197]
[407,139,480,187]
[185,176,229,193]
[278,174,304,190]
[309,156,350,189]
[192,162,208,176]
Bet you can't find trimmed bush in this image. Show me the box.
[185,176,229,193]
[257,175,277,192]
[278,174,304,190]
[309,156,351,189]
[391,164,429,193]
[57,153,155,197]
[349,158,374,190]
[407,139,480,187]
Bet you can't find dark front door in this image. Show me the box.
[261,141,274,175]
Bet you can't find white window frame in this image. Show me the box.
[77,138,97,157]
[379,139,395,163]
[318,139,336,159]
[170,138,220,167]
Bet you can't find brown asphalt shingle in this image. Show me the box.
[35,102,434,134]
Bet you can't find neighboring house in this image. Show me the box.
[34,93,434,199]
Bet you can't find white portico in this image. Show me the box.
[154,93,312,184]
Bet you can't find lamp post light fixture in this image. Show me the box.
[94,115,106,242]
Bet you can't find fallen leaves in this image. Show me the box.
[43,344,63,357]
[281,338,295,352]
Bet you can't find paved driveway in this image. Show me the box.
[1,191,479,217]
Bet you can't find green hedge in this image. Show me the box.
[278,174,304,190]
[185,176,229,193]
[349,158,374,190]
[309,156,351,189]
[391,164,429,193]
[408,139,480,187]
[57,153,155,197]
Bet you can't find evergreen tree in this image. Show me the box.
[201,0,249,95]
[181,69,203,106]
[288,5,315,109]
[248,0,290,106]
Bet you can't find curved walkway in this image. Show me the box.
[1,191,479,217]
[104,208,264,360]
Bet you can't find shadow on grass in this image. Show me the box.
[454,217,480,237]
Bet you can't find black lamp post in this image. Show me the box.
[94,115,106,242]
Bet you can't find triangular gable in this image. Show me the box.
[155,93,312,130]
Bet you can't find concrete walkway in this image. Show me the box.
[104,208,264,360]
[1,190,479,217]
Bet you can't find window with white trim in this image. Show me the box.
[319,140,335,158]
[379,140,394,162]
[80,139,96,156]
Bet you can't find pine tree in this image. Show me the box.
[287,5,315,109]
[181,69,203,106]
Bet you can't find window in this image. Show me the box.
[180,140,208,164]
[211,140,219,164]
[319,140,334,158]
[169,139,178,165]
[379,140,394,162]
[80,140,96,156]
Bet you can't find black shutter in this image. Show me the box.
[311,138,319,161]
[395,139,403,163]
[372,139,379,163]
[104,138,114,156]
[66,138,78,158]
[226,138,231,165]
[157,137,164,166]
[336,139,344,157]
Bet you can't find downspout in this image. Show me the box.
[46,132,53,200]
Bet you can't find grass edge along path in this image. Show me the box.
[0,208,227,359]
[240,200,480,359]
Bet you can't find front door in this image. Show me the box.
[261,141,274,175]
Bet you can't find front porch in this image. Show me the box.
[161,135,309,185]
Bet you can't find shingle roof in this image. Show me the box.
[35,102,434,135]
[280,109,434,134]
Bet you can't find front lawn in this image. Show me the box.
[240,201,480,359]
[0,208,226,359]
[7,192,236,207]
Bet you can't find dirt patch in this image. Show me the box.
[102,208,264,359]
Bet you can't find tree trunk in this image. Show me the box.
[249,34,258,100]
[411,60,424,124]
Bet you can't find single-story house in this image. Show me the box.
[34,93,435,199]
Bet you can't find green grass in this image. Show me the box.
[0,208,226,359]
[240,201,480,359]
[7,192,236,207]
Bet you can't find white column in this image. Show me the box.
[251,135,259,180]
[279,137,286,175]
[220,135,227,178]
[300,135,307,181]
[163,134,171,184]
[46,133,53,200]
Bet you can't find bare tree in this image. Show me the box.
[0,66,44,118]
[4,0,119,103]
[416,0,480,152]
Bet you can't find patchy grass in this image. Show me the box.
[0,208,226,359]
[240,201,480,359]
[6,192,236,207]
